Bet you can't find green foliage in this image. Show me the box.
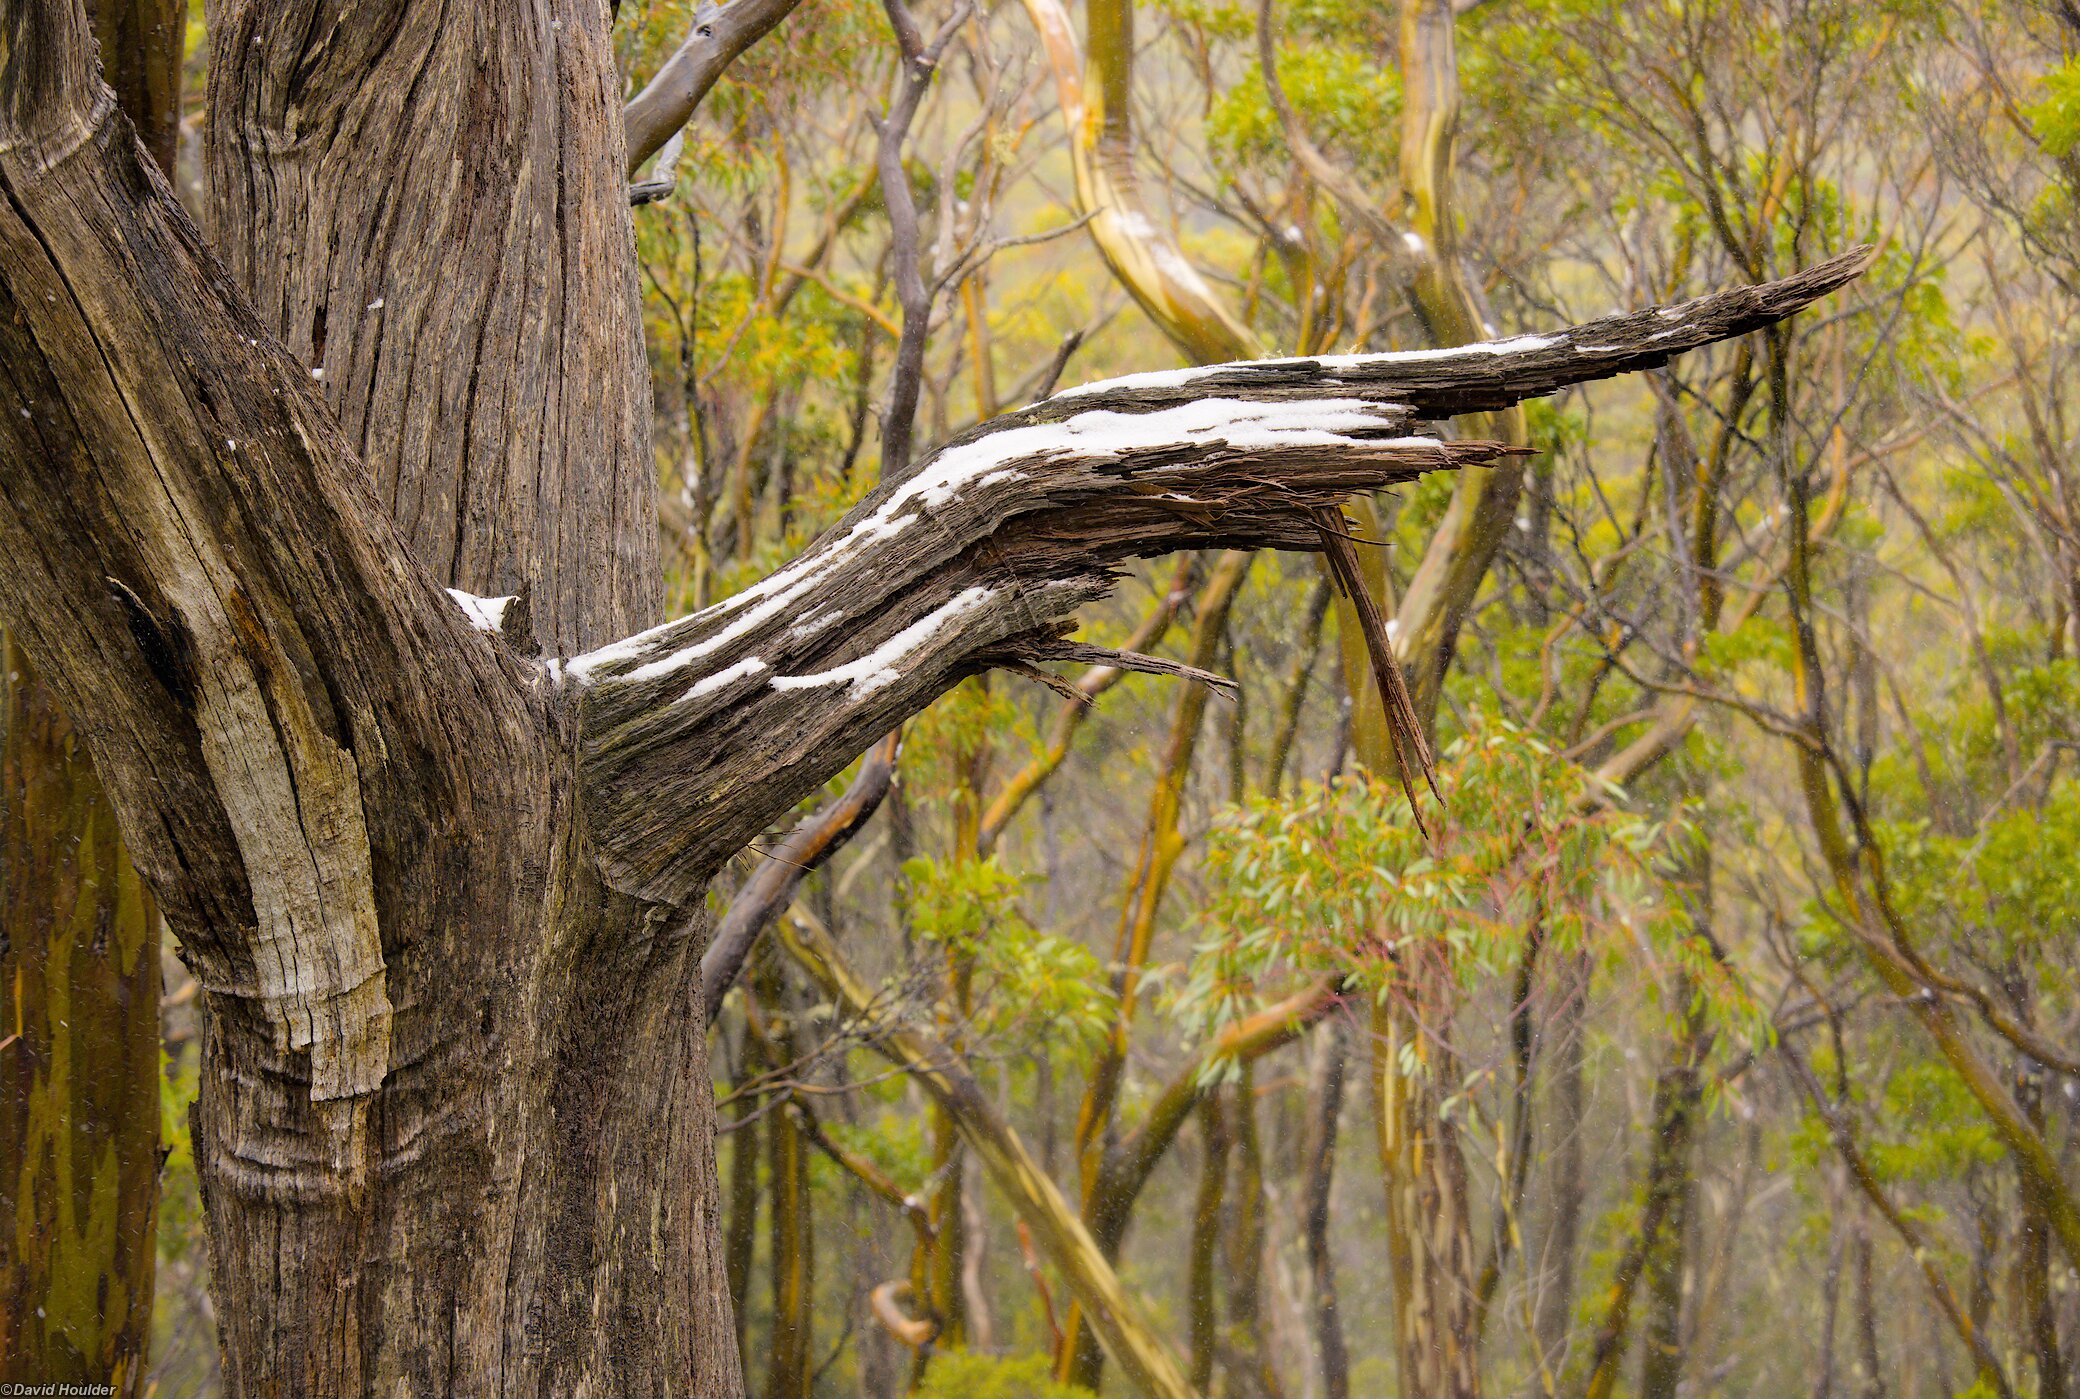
[1208,48,1400,184]
[822,1109,933,1195]
[902,854,1117,1056]
[1875,774,2080,984]
[1195,718,1755,1042]
[2027,56,2080,158]
[915,1352,1094,1399]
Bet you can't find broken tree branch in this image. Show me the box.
[564,246,1873,909]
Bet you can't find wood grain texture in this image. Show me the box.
[203,0,662,653]
[0,7,736,1390]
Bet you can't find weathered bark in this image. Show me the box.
[0,10,737,1392]
[1,1,177,1389]
[0,6,1871,1381]
[0,643,160,1395]
[86,0,179,176]
[1187,1094,1231,1395]
[1301,1016,1352,1399]
[1373,988,1480,1399]
[203,0,662,655]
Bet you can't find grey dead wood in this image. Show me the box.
[0,1,1871,1387]
[623,0,812,177]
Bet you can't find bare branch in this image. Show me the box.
[976,636,1237,694]
[702,731,901,1020]
[623,0,810,177]
[875,0,975,474]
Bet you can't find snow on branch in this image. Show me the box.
[569,248,1874,908]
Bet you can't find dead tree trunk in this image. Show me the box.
[0,2,1870,1387]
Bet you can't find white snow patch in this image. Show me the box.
[680,657,769,704]
[790,609,838,643]
[568,397,1444,686]
[1051,336,1561,401]
[447,589,515,632]
[772,587,997,700]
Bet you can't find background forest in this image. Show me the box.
[10,0,2080,1396]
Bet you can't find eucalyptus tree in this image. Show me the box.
[0,0,1864,1392]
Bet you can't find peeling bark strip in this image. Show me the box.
[0,0,1869,1385]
